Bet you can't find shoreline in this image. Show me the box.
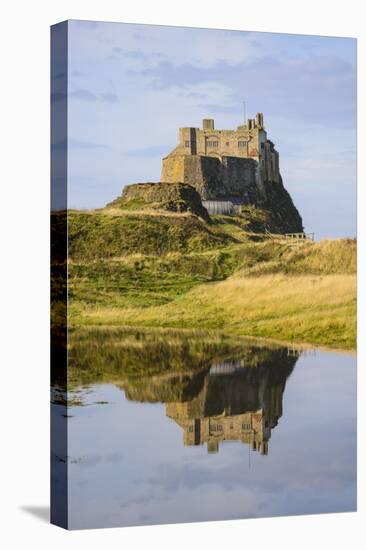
[67,323,356,354]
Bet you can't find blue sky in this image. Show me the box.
[66,20,357,239]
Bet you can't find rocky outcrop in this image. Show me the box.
[107,181,210,222]
[107,152,303,233]
[262,175,303,233]
[161,154,303,233]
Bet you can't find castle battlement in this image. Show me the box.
[173,112,267,161]
[161,113,281,204]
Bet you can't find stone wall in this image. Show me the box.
[178,125,262,159]
[162,115,281,190]
[161,154,264,202]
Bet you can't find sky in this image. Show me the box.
[64,20,357,239]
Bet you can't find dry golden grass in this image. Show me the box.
[70,273,356,349]
[100,207,194,218]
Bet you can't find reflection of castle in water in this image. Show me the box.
[166,358,291,455]
[122,347,299,456]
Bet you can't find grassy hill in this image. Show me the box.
[68,209,233,259]
[64,207,356,349]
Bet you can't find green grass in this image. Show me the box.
[211,206,273,236]
[69,259,210,308]
[63,209,357,349]
[67,209,233,259]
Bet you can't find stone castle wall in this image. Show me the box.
[161,154,264,203]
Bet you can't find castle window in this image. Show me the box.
[207,141,219,148]
[238,141,247,148]
[242,423,251,430]
[226,142,230,146]
[211,424,223,432]
[185,140,190,147]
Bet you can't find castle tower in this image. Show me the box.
[202,118,215,130]
[256,112,264,128]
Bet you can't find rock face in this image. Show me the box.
[107,181,210,222]
[262,174,304,234]
[161,154,303,233]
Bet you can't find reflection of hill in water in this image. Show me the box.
[66,328,300,454]
[67,327,292,387]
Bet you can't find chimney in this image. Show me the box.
[202,118,214,130]
[256,112,264,128]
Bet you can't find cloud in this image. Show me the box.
[71,19,100,30]
[198,103,241,115]
[183,92,207,100]
[70,89,97,101]
[135,55,356,128]
[107,47,168,66]
[68,139,108,149]
[69,89,119,103]
[132,32,148,41]
[69,139,108,149]
[124,145,171,158]
[100,93,119,103]
[68,20,258,70]
[112,47,146,60]
[52,138,108,151]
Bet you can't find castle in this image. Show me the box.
[115,112,303,233]
[161,113,284,215]
[162,113,280,183]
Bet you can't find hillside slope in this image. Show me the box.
[64,207,356,349]
[67,209,232,259]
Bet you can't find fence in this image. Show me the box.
[265,229,315,242]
